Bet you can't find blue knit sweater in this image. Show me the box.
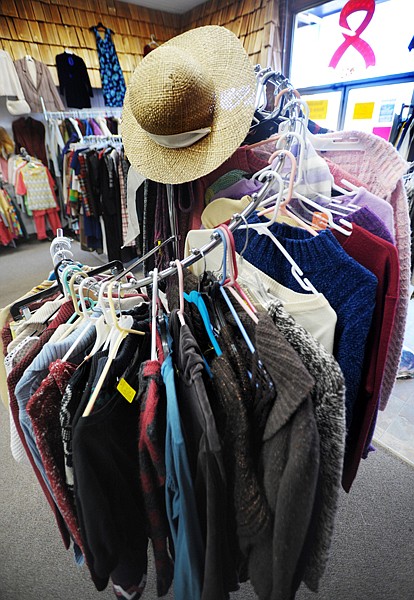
[234,216,378,427]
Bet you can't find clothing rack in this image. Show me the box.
[40,96,122,122]
[118,74,300,291]
[126,171,277,291]
[69,135,123,150]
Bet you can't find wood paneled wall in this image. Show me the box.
[181,0,282,70]
[0,0,280,91]
[0,0,181,88]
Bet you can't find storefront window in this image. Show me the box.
[290,0,414,89]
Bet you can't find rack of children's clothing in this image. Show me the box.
[5,146,62,242]
[1,42,412,600]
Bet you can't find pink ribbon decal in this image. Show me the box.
[329,0,376,69]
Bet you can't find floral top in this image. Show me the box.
[93,27,126,107]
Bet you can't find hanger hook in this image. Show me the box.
[212,228,228,286]
[233,213,250,259]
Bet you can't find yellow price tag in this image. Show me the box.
[117,378,136,403]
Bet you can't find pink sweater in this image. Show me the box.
[317,131,410,410]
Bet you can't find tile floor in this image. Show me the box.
[373,288,414,466]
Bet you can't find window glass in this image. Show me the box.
[343,82,414,138]
[290,0,414,88]
[301,91,342,129]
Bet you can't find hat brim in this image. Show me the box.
[121,26,256,185]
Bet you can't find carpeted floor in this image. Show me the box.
[0,240,413,600]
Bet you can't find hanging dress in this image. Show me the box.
[92,27,126,107]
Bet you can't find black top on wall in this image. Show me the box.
[55,53,94,109]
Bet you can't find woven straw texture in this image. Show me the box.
[121,25,256,184]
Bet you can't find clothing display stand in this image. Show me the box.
[40,97,123,122]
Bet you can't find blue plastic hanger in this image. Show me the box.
[184,290,222,357]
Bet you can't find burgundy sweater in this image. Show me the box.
[333,224,400,491]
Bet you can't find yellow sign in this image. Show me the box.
[307,100,329,120]
[353,102,375,120]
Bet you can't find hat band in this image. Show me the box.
[146,127,211,149]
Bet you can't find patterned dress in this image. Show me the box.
[93,27,126,107]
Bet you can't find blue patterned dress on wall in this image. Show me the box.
[93,27,126,107]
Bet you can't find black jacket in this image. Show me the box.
[55,52,93,108]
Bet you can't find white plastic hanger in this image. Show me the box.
[61,277,98,362]
[174,260,186,327]
[85,280,112,358]
[150,268,159,361]
[82,281,145,417]
[262,139,353,236]
[258,149,319,236]
[237,167,319,295]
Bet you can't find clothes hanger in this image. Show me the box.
[256,149,318,236]
[183,249,223,357]
[173,260,186,327]
[262,142,353,236]
[82,281,145,417]
[85,280,112,358]
[150,268,159,361]
[149,34,159,48]
[107,280,145,337]
[61,276,98,362]
[237,166,319,294]
[214,228,257,353]
[90,22,114,34]
[218,224,258,321]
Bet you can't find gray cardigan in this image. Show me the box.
[14,57,64,113]
[268,300,346,593]
[246,315,320,600]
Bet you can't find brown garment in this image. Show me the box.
[12,116,47,166]
[14,57,64,112]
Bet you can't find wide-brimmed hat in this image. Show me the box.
[121,26,256,185]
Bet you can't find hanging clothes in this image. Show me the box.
[233,216,378,430]
[92,27,126,107]
[12,117,48,167]
[14,56,64,112]
[317,131,410,412]
[55,52,93,109]
[0,49,27,101]
[14,159,61,240]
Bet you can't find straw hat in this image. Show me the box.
[121,26,256,184]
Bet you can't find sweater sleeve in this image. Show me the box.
[80,57,93,98]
